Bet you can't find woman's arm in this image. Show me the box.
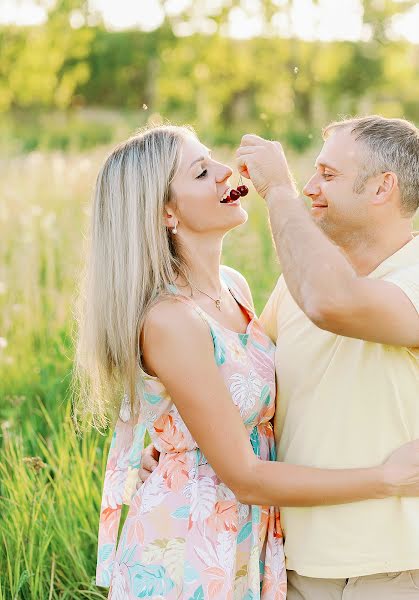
[142,298,419,507]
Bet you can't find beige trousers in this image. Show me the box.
[287,570,419,599]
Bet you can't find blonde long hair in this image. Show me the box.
[73,125,194,432]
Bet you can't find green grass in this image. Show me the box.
[1,401,107,599]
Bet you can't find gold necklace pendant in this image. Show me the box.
[190,281,223,311]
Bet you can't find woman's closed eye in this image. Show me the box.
[196,169,208,179]
[322,173,334,180]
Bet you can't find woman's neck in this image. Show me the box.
[175,233,224,295]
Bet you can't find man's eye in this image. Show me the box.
[196,169,207,179]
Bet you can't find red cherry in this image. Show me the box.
[237,185,249,197]
[229,189,241,201]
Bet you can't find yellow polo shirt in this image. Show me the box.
[260,235,419,578]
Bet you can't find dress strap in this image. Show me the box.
[168,271,254,323]
[167,284,213,328]
[220,266,255,320]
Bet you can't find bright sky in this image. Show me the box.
[1,0,419,42]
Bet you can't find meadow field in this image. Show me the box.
[2,0,419,595]
[2,134,418,598]
[0,139,313,599]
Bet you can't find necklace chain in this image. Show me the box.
[190,282,223,311]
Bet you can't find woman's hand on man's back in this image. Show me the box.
[137,443,160,490]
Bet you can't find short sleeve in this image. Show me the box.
[384,263,419,314]
[259,275,285,343]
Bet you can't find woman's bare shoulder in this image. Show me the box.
[143,294,208,339]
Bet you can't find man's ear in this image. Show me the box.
[373,171,398,206]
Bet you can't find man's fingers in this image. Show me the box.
[142,442,160,462]
[235,146,261,157]
[138,468,148,484]
[143,452,159,472]
[240,134,267,146]
[150,445,160,461]
[143,442,155,456]
[137,454,158,487]
[236,156,252,179]
[136,443,160,490]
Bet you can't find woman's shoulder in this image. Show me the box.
[141,294,214,378]
[220,265,254,309]
[143,294,208,340]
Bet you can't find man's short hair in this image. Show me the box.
[323,115,419,217]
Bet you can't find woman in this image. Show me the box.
[74,124,419,600]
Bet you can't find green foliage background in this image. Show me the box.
[1,0,419,153]
[1,0,419,597]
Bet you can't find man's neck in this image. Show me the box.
[338,226,414,277]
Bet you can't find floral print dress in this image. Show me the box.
[96,269,287,599]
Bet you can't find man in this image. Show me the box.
[142,115,419,598]
[236,115,419,599]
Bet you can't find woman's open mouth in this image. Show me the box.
[220,188,232,203]
[220,188,241,205]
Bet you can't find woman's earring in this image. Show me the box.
[172,223,177,234]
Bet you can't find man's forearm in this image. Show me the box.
[265,186,356,319]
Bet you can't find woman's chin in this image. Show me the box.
[238,207,249,224]
[224,207,248,231]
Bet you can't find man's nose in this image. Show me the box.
[303,175,320,198]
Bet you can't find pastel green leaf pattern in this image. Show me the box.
[211,328,226,365]
[238,333,249,348]
[244,411,258,425]
[129,423,146,467]
[252,506,261,523]
[260,384,271,406]
[98,543,113,563]
[131,564,174,598]
[189,585,204,600]
[237,521,252,543]
[250,426,260,457]
[143,392,161,405]
[172,506,190,519]
[184,562,199,584]
[110,430,117,449]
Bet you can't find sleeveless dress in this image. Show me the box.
[96,269,287,599]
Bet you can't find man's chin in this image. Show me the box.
[312,213,335,237]
[311,209,327,226]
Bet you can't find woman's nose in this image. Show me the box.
[217,163,233,182]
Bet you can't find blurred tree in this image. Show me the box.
[1,0,419,149]
[362,0,417,41]
[0,0,93,110]
[79,25,175,108]
[0,24,92,109]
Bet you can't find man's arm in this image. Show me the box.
[266,188,419,346]
[236,135,419,347]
